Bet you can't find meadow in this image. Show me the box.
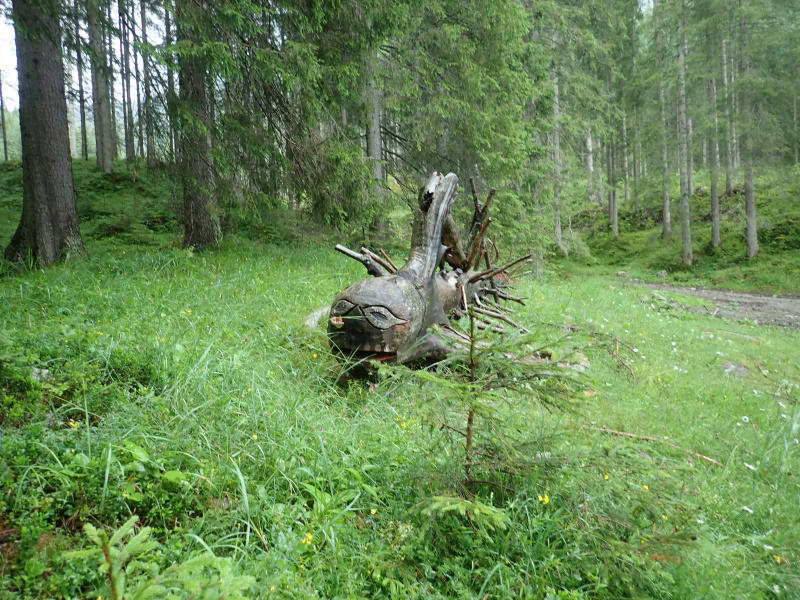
[1,163,799,598]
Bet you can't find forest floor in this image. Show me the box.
[637,282,800,328]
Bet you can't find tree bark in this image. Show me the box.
[365,55,387,234]
[6,0,85,265]
[119,0,135,169]
[142,0,155,166]
[553,68,566,255]
[0,71,7,161]
[133,16,144,160]
[74,0,88,160]
[654,0,671,238]
[794,84,798,166]
[687,116,694,195]
[709,77,721,248]
[87,0,114,172]
[721,38,734,196]
[621,114,629,208]
[678,13,692,265]
[107,3,118,158]
[177,0,220,249]
[585,130,596,203]
[741,2,759,259]
[165,3,177,162]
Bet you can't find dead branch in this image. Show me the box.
[360,247,397,273]
[335,244,389,277]
[589,426,723,467]
[469,253,533,284]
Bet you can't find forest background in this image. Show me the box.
[1,0,800,598]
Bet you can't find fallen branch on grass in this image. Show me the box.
[589,425,723,467]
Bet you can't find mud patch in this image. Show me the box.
[636,283,800,328]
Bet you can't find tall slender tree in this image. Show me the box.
[87,0,114,172]
[6,0,85,265]
[73,0,89,160]
[677,9,692,265]
[176,0,220,248]
[654,0,671,238]
[0,71,7,161]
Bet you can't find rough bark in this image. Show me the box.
[6,0,85,265]
[87,0,114,172]
[709,77,721,248]
[678,15,692,265]
[654,0,671,238]
[177,0,220,249]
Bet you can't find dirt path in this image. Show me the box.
[635,282,800,328]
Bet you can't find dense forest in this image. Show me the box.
[2,0,799,264]
[2,0,800,598]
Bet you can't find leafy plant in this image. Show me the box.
[64,516,255,600]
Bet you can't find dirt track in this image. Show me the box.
[636,283,800,328]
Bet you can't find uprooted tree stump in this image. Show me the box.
[328,172,532,372]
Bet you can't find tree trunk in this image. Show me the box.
[722,38,734,195]
[654,0,671,238]
[632,107,639,209]
[142,0,155,166]
[794,88,798,166]
[177,0,220,249]
[585,130,596,203]
[741,3,759,259]
[87,0,114,172]
[365,55,386,234]
[687,116,694,195]
[678,14,692,265]
[365,58,384,197]
[74,0,88,160]
[119,0,135,169]
[608,133,618,237]
[553,70,566,255]
[0,71,7,161]
[133,18,144,160]
[622,113,630,206]
[709,77,721,248]
[165,3,177,162]
[6,0,85,265]
[107,3,118,158]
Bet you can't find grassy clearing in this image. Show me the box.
[561,166,800,294]
[0,164,799,598]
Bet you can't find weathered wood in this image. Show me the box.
[328,171,528,371]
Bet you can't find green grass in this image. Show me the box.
[561,166,800,294]
[0,163,799,598]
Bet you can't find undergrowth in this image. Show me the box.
[562,166,800,294]
[0,162,798,598]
